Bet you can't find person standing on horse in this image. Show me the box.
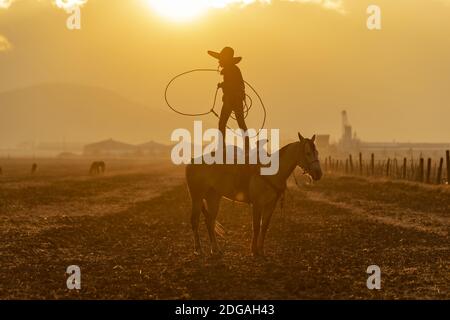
[207,47,249,157]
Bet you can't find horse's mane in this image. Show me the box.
[276,139,316,160]
[277,141,299,158]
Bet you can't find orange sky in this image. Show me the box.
[1,0,450,144]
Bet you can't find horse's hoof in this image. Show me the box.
[194,249,202,256]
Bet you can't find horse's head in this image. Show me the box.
[297,132,322,181]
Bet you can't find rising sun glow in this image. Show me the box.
[146,0,271,21]
[147,0,209,21]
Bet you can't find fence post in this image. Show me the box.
[426,158,432,184]
[393,158,398,178]
[402,158,407,179]
[418,158,424,182]
[370,154,375,176]
[349,154,353,174]
[386,158,390,177]
[359,152,363,175]
[446,150,450,184]
[437,157,443,184]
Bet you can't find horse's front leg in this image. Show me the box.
[257,200,277,256]
[203,193,221,255]
[252,205,261,256]
[191,198,202,255]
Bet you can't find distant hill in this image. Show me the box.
[0,83,208,149]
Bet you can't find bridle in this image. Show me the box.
[298,140,320,176]
[299,159,320,175]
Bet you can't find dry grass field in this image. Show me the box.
[0,159,448,299]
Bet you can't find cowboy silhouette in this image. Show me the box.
[208,47,249,156]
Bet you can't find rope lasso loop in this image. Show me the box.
[164,68,267,137]
[164,69,218,117]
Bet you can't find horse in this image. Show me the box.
[89,162,99,175]
[89,161,106,175]
[31,163,38,174]
[185,132,322,256]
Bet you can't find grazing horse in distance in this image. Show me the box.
[89,162,98,175]
[31,163,38,174]
[186,132,322,256]
[89,161,106,175]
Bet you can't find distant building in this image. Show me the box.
[83,139,171,157]
[136,141,171,156]
[83,139,136,157]
[57,152,80,159]
[339,110,360,151]
[334,110,449,156]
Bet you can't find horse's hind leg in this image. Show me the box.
[191,197,202,255]
[203,192,221,255]
[252,205,262,256]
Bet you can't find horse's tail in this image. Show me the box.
[201,202,226,239]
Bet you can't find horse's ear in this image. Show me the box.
[311,135,316,143]
[298,132,305,142]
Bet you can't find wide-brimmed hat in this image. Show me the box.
[207,47,242,64]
